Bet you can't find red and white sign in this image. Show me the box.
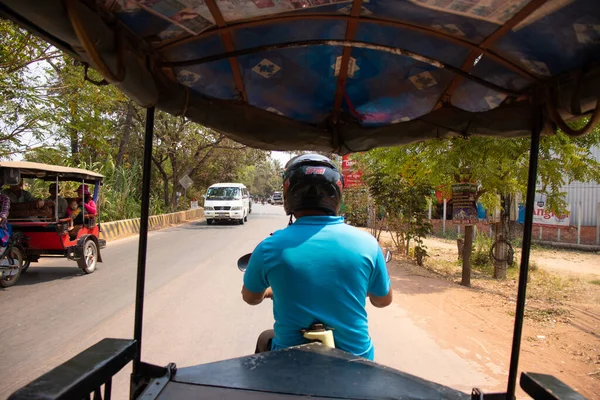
[341,155,363,188]
[533,204,570,227]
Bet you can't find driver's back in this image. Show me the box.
[243,215,390,360]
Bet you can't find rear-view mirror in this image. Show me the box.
[237,253,252,272]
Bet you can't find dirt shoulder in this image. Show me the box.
[383,235,600,399]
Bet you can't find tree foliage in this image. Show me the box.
[362,130,600,216]
[0,20,275,221]
[359,124,600,274]
[237,158,282,198]
[360,154,433,264]
[0,20,61,156]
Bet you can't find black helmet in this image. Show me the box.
[283,154,344,216]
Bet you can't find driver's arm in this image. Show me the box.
[242,286,270,305]
[367,248,393,308]
[241,244,270,306]
[369,290,393,308]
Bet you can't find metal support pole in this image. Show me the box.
[54,176,59,221]
[94,182,101,224]
[81,179,86,223]
[577,202,582,245]
[506,109,542,399]
[443,199,447,235]
[133,107,155,376]
[596,202,600,245]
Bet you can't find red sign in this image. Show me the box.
[342,155,363,188]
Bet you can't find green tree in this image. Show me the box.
[361,127,600,282]
[238,158,282,198]
[0,20,61,157]
[45,57,127,163]
[361,155,433,265]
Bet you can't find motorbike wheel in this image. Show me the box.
[77,240,98,274]
[0,247,23,288]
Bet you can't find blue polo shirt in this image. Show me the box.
[243,216,390,360]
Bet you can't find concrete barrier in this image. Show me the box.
[99,208,204,242]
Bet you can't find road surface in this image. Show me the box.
[0,204,498,399]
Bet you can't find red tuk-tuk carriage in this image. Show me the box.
[0,162,105,287]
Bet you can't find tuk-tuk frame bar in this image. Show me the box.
[133,106,156,376]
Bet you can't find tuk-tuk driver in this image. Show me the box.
[2,180,45,208]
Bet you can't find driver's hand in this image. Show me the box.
[263,288,273,300]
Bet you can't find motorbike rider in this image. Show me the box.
[0,190,10,249]
[241,154,392,360]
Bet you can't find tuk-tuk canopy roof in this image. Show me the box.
[0,161,104,182]
[1,0,599,154]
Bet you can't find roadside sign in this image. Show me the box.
[452,183,478,225]
[179,174,193,190]
[533,204,570,227]
[342,155,364,188]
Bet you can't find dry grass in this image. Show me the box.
[384,235,600,325]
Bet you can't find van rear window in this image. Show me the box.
[207,187,241,200]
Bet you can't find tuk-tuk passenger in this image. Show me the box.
[2,180,45,208]
[72,185,96,225]
[47,183,68,219]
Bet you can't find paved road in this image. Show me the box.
[0,204,497,399]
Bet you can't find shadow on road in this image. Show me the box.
[16,266,83,286]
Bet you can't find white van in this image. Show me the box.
[204,183,250,225]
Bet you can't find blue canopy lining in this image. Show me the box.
[1,0,599,153]
[113,0,600,125]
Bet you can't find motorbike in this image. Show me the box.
[237,248,392,351]
[0,231,25,288]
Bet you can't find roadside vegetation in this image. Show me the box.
[1,20,282,221]
[343,123,600,284]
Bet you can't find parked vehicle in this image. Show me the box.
[204,183,250,225]
[0,162,105,279]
